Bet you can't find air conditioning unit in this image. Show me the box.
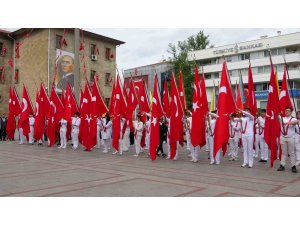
[91,54,97,61]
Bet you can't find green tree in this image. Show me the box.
[167,30,211,109]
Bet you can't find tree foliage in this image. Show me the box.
[167,30,211,109]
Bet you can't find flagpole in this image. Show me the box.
[283,54,297,111]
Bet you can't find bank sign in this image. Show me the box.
[255,89,300,99]
[213,43,263,55]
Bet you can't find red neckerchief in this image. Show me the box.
[281,117,293,136]
[230,121,239,138]
[241,119,248,134]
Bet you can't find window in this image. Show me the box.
[0,42,3,56]
[14,69,19,84]
[258,66,264,74]
[90,44,96,55]
[240,53,250,61]
[105,73,111,85]
[226,56,232,62]
[204,73,211,79]
[213,73,219,79]
[105,98,110,108]
[255,83,268,91]
[56,35,62,49]
[90,70,96,82]
[260,101,267,110]
[105,48,111,60]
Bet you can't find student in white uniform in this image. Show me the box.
[96,116,102,149]
[101,113,112,153]
[144,116,150,150]
[187,115,199,162]
[123,120,130,152]
[228,113,241,161]
[257,109,268,163]
[28,113,35,144]
[238,108,255,168]
[58,118,68,149]
[277,107,299,173]
[207,110,220,165]
[133,115,144,157]
[295,111,300,166]
[114,116,127,155]
[71,112,81,150]
[185,111,192,157]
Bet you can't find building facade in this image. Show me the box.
[0,28,125,114]
[123,61,171,95]
[189,31,300,111]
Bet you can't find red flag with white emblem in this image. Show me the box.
[214,62,236,158]
[279,65,293,116]
[6,87,21,139]
[169,72,184,159]
[247,64,257,117]
[133,80,150,113]
[34,91,45,141]
[18,85,34,139]
[126,79,138,129]
[264,61,281,167]
[91,78,108,118]
[162,78,170,118]
[39,83,50,118]
[149,75,164,161]
[178,70,186,110]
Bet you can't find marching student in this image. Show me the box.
[257,109,268,163]
[187,114,199,163]
[144,116,150,150]
[156,117,167,157]
[101,113,112,153]
[238,108,255,168]
[58,118,68,149]
[295,111,300,166]
[277,107,299,173]
[228,113,241,161]
[71,112,81,150]
[207,110,220,165]
[96,116,103,149]
[185,110,192,157]
[133,114,144,157]
[112,115,127,155]
[122,119,130,152]
[28,113,35,145]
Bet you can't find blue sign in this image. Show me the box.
[255,89,300,99]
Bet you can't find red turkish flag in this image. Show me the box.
[14,70,19,82]
[169,72,184,159]
[64,83,79,122]
[91,79,108,118]
[15,42,24,59]
[18,85,34,138]
[162,78,170,118]
[39,83,50,118]
[79,82,97,151]
[279,65,293,116]
[214,62,236,158]
[247,64,257,117]
[126,80,138,121]
[111,75,127,151]
[149,75,164,161]
[178,70,186,110]
[109,80,116,116]
[264,62,281,167]
[61,89,66,106]
[133,80,150,113]
[33,91,45,141]
[8,57,13,68]
[1,66,4,82]
[47,87,64,147]
[6,87,21,139]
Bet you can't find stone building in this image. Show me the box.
[0,28,125,114]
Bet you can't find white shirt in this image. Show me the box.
[134,121,144,136]
[229,120,240,138]
[60,119,68,128]
[256,116,265,136]
[240,111,254,137]
[280,116,298,138]
[101,118,112,140]
[71,117,81,130]
[187,116,192,131]
[29,117,35,126]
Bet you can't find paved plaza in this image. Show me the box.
[0,140,299,197]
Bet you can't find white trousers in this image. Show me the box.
[19,128,26,144]
[123,128,130,151]
[280,136,296,167]
[186,131,192,151]
[29,126,34,144]
[71,128,79,149]
[208,136,220,163]
[259,135,268,160]
[295,137,300,161]
[145,132,150,150]
[60,126,67,148]
[255,133,260,156]
[229,136,239,159]
[96,126,101,148]
[190,145,199,161]
[135,135,142,154]
[103,138,111,151]
[242,135,254,167]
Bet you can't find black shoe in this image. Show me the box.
[156,153,161,157]
[162,154,167,158]
[291,166,297,173]
[259,159,264,162]
[277,165,285,171]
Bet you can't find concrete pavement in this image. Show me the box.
[0,140,299,196]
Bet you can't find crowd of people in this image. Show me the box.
[9,107,300,173]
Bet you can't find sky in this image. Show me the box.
[87,28,300,72]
